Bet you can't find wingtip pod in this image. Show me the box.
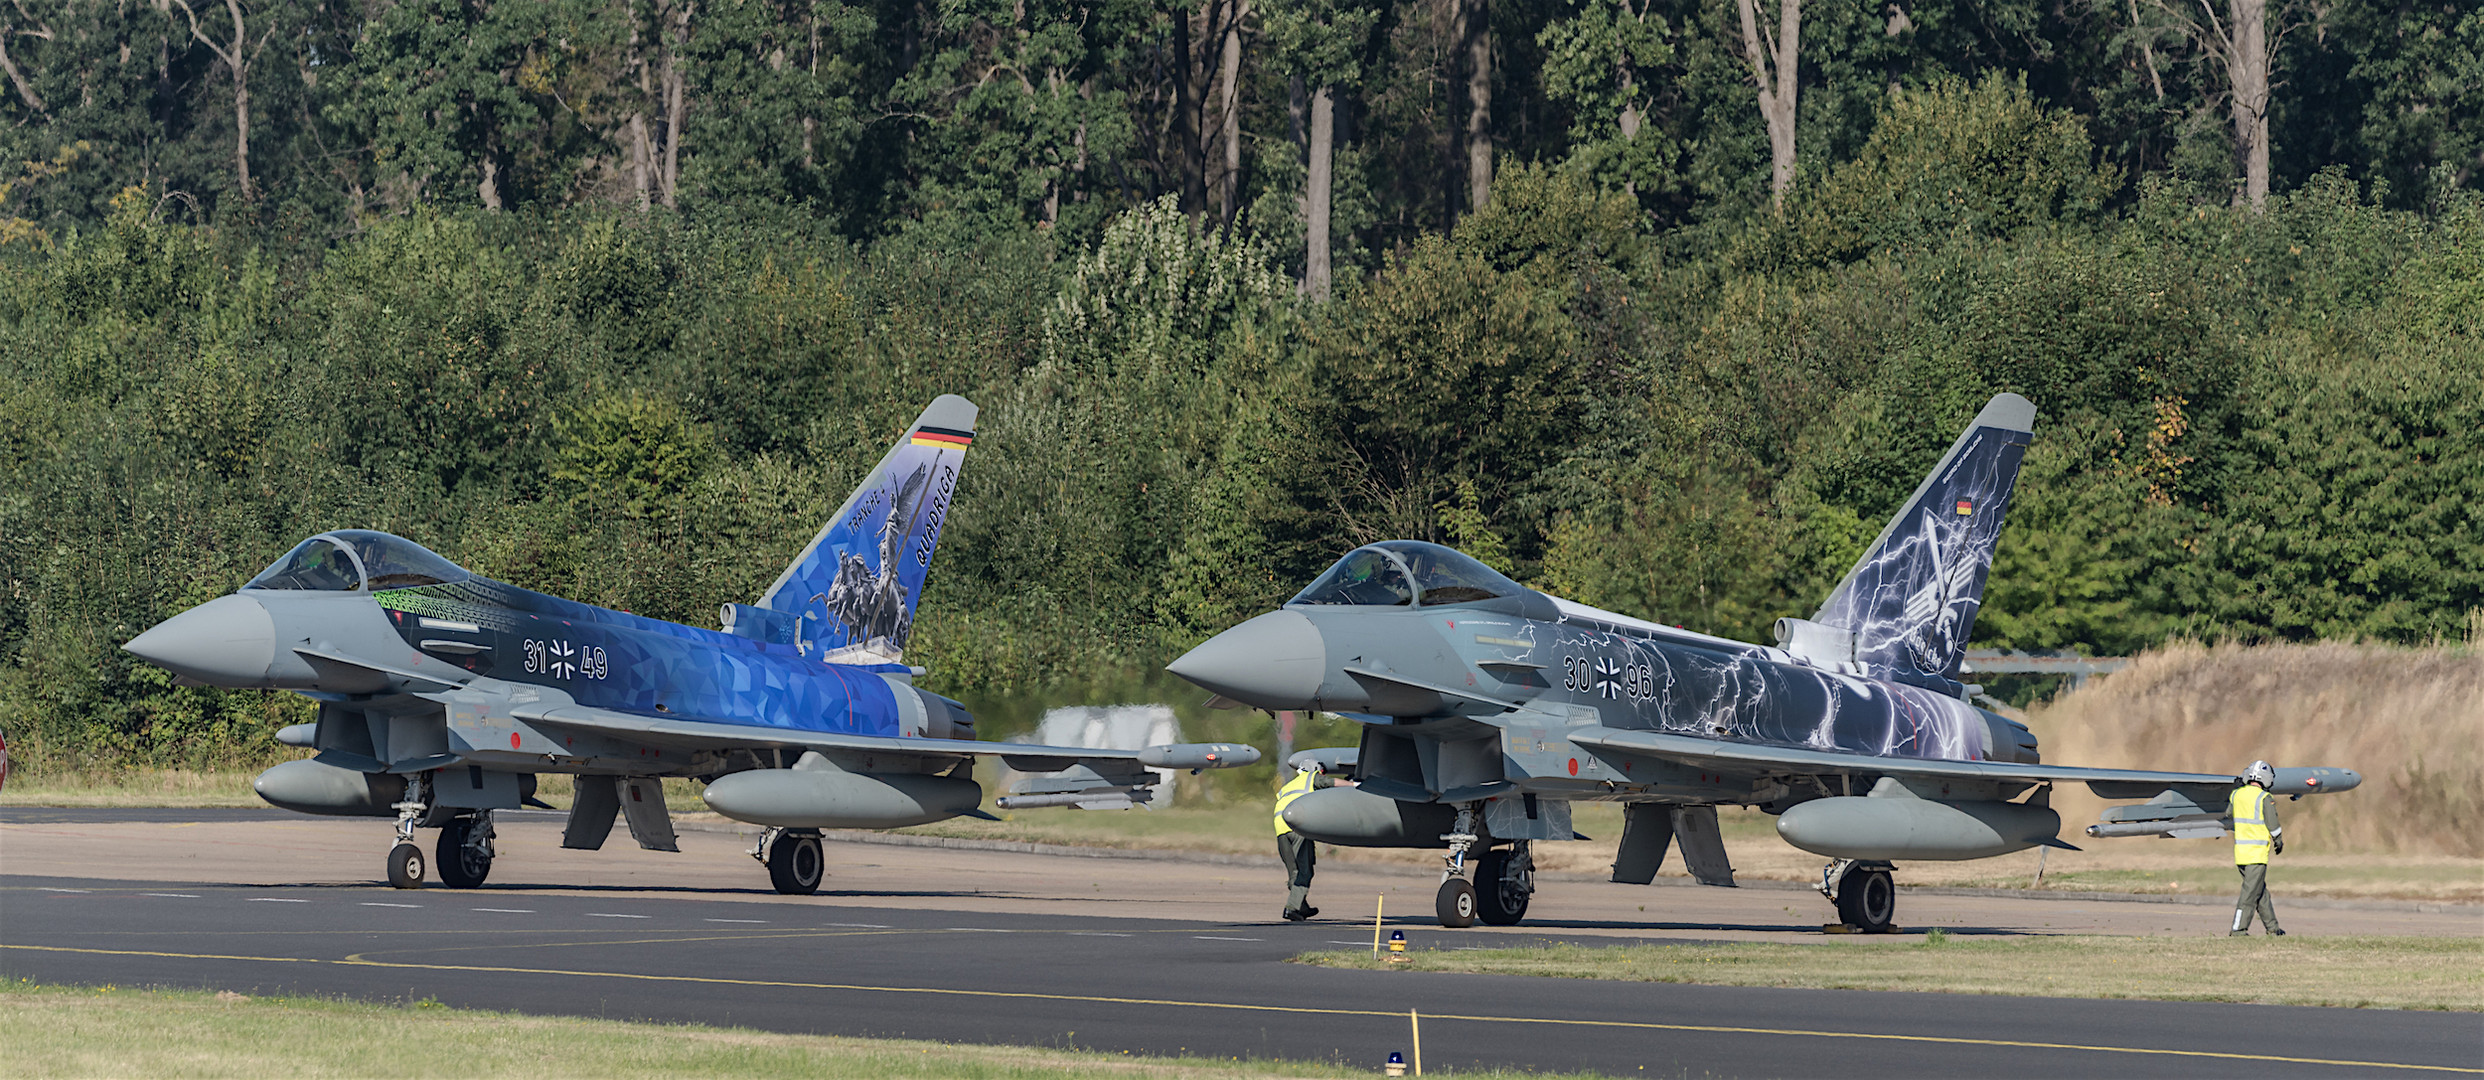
[2273,766,2359,796]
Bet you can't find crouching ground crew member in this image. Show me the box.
[2231,759,2287,937]
[1274,754,1353,921]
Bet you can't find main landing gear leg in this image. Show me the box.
[386,773,432,890]
[1434,803,1481,928]
[436,810,496,889]
[1818,858,1897,933]
[755,827,825,896]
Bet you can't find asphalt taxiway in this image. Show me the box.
[2,811,2478,1077]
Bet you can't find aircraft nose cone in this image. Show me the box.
[124,593,276,687]
[1167,609,1326,710]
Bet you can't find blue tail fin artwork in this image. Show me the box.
[748,395,977,664]
[1810,393,2035,685]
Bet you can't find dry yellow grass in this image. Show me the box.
[2025,641,2484,858]
[1302,936,2484,1011]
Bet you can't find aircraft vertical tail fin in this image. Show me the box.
[744,396,977,664]
[1805,394,2034,685]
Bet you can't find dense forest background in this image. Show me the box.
[0,0,2477,771]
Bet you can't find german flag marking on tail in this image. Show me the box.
[911,426,974,449]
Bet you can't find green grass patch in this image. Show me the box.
[0,978,1609,1078]
[1296,936,2484,1011]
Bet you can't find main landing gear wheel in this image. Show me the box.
[767,830,825,895]
[1837,866,1897,933]
[436,817,494,889]
[1436,877,1477,928]
[386,842,426,889]
[1474,847,1532,926]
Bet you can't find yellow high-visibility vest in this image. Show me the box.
[1274,769,1318,836]
[2232,784,2271,866]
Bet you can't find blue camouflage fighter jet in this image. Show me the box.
[125,396,1254,892]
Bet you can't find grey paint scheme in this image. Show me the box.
[1170,394,2362,925]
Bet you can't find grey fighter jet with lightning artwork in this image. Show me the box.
[1170,394,2359,931]
[125,396,1254,892]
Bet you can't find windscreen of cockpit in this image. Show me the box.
[245,538,363,591]
[1377,540,1523,606]
[1288,547,1415,606]
[331,530,470,589]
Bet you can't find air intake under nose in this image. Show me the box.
[123,593,278,688]
[1166,610,1326,711]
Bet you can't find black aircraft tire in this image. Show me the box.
[1839,868,1896,933]
[386,842,425,890]
[768,833,825,896]
[435,820,493,889]
[1474,851,1530,926]
[1435,877,1477,928]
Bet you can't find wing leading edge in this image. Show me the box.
[1566,727,2238,798]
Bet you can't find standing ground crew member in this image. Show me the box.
[2231,759,2286,937]
[1275,755,1352,921]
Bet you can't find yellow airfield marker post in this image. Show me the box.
[1411,1008,1423,1076]
[1373,895,1385,953]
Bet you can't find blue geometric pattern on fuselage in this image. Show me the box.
[375,578,903,738]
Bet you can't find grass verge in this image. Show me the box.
[0,978,1602,1079]
[1297,935,2484,1011]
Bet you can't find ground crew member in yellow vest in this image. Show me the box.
[2231,759,2286,936]
[1275,755,1354,921]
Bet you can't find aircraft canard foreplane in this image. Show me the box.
[126,396,1256,892]
[1168,393,2360,931]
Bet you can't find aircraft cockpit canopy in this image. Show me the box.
[1289,540,1524,608]
[244,531,470,592]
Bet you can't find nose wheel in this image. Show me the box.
[386,842,426,889]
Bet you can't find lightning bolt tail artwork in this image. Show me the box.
[1805,394,2035,688]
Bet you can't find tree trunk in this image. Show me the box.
[478,153,502,210]
[630,112,655,209]
[1735,0,1799,213]
[1215,0,1249,226]
[1303,85,1334,301]
[662,16,686,208]
[1174,0,1206,224]
[165,0,260,202]
[2225,0,2271,209]
[1463,0,1490,212]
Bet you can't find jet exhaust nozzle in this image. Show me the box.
[254,758,406,817]
[1279,786,1458,848]
[1165,610,1326,711]
[1776,795,2062,861]
[124,594,278,688]
[702,767,983,829]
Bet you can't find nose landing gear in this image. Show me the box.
[386,773,433,889]
[1431,805,1536,927]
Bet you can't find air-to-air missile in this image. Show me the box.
[1170,394,2360,931]
[126,396,1257,893]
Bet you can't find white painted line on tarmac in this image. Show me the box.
[471,908,533,914]
[703,918,767,924]
[248,898,309,903]
[142,893,201,899]
[821,922,890,929]
[586,913,650,919]
[360,902,421,909]
[946,927,1012,932]
[1067,932,1133,937]
[35,888,91,893]
[1194,936,1262,942]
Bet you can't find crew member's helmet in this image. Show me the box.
[2244,760,2276,787]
